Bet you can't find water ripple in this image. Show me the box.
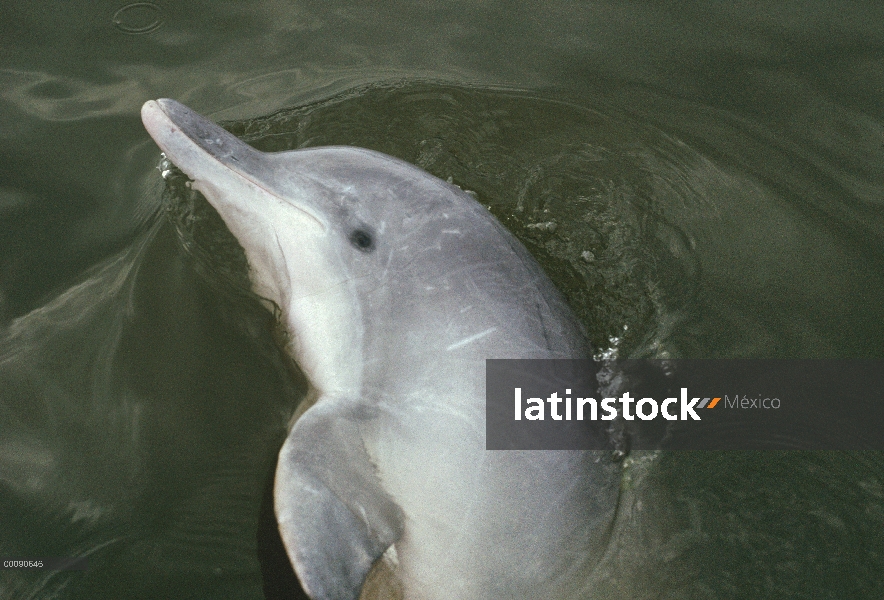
[111,2,163,35]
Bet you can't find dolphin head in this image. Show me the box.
[141,99,503,397]
[141,100,403,299]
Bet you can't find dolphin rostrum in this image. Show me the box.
[141,98,620,600]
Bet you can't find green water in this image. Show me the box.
[1,1,883,598]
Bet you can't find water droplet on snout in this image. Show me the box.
[112,2,163,35]
[157,154,174,179]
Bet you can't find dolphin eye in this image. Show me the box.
[349,228,375,252]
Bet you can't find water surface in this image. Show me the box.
[1,2,883,598]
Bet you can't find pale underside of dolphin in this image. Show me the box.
[141,98,620,600]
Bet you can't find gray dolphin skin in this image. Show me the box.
[141,98,620,600]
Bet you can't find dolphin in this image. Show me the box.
[141,98,620,600]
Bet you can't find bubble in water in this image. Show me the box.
[157,153,174,179]
[525,221,558,233]
[112,2,163,35]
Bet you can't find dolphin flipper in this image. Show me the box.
[274,396,404,600]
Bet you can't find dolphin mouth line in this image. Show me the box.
[146,99,328,232]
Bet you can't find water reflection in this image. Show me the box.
[0,69,149,122]
[0,219,303,598]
